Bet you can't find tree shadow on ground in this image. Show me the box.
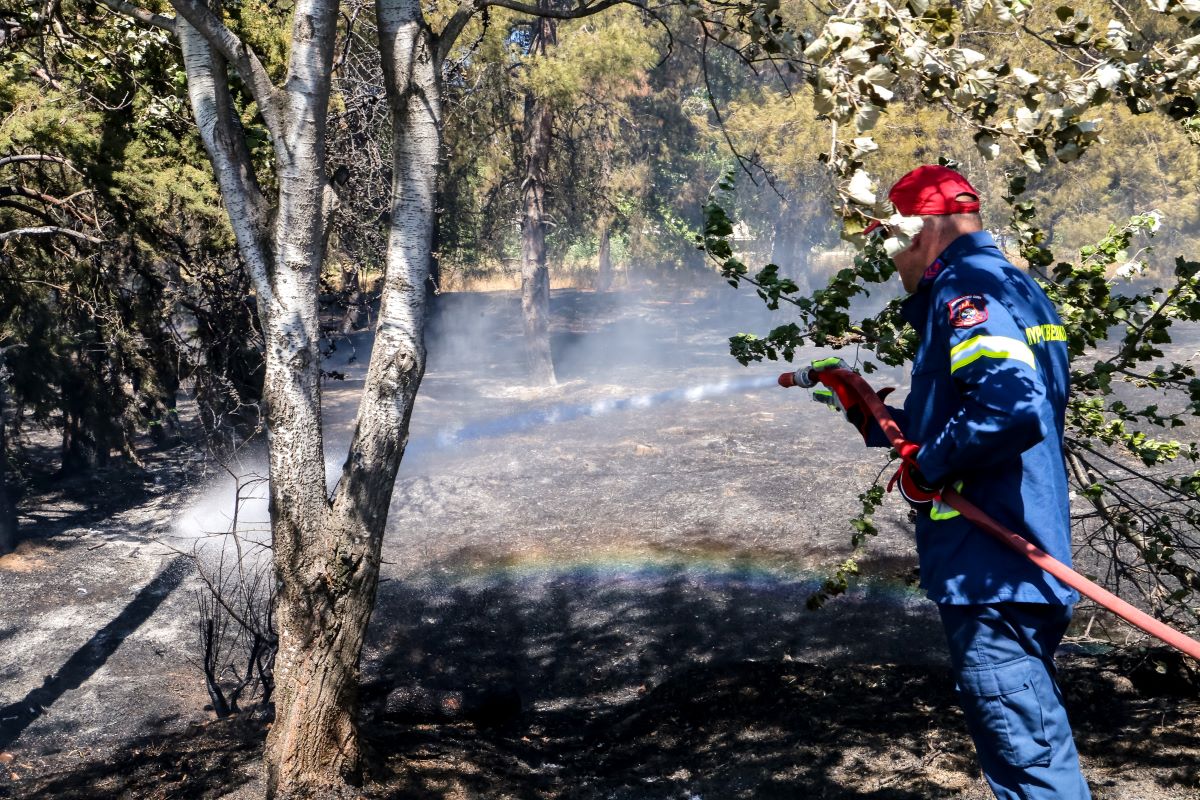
[7,560,1199,799]
[11,441,197,554]
[0,555,191,752]
[2,713,266,800]
[358,565,1200,799]
[357,566,976,798]
[16,463,155,541]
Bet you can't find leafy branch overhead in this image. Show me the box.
[692,0,1200,232]
[693,1,1200,625]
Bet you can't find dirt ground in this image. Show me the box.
[1,280,1198,799]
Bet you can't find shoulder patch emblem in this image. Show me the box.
[948,294,988,328]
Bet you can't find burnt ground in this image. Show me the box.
[1,279,1199,799]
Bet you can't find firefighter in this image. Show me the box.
[822,165,1091,799]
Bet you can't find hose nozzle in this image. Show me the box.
[778,369,819,389]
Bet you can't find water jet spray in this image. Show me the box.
[418,374,781,453]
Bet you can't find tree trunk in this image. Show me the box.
[339,264,362,335]
[261,0,441,795]
[102,0,441,793]
[0,451,16,557]
[172,0,439,792]
[595,215,614,292]
[61,409,105,474]
[771,197,816,296]
[0,364,16,555]
[520,11,557,385]
[174,3,361,795]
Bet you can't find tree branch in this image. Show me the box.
[0,198,61,227]
[0,226,104,244]
[168,0,284,136]
[440,0,640,63]
[1067,448,1200,595]
[0,154,75,171]
[437,0,482,66]
[484,0,637,21]
[94,0,177,34]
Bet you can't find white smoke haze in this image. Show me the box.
[171,263,913,563]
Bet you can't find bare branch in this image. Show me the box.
[437,0,482,65]
[1067,448,1200,595]
[0,185,99,227]
[697,20,787,198]
[0,226,104,244]
[0,198,62,227]
[0,154,74,170]
[94,0,177,34]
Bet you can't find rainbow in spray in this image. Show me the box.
[398,540,925,615]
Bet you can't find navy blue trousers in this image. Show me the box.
[938,603,1091,800]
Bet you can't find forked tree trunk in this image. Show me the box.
[116,0,594,794]
[263,0,441,794]
[520,11,557,385]
[174,3,362,795]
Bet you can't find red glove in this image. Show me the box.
[809,359,896,444]
[888,440,941,506]
[843,386,895,443]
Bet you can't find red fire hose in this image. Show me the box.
[780,365,1200,662]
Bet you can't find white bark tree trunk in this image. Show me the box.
[102,0,599,794]
[175,1,362,795]
[263,0,443,794]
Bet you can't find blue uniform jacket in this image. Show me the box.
[872,230,1079,605]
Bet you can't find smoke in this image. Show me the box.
[171,268,888,553]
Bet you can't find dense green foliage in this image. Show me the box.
[0,4,277,474]
[437,5,714,285]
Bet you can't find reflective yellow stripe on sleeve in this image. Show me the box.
[929,481,964,521]
[949,335,1037,374]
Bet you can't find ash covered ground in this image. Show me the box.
[1,279,1198,799]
